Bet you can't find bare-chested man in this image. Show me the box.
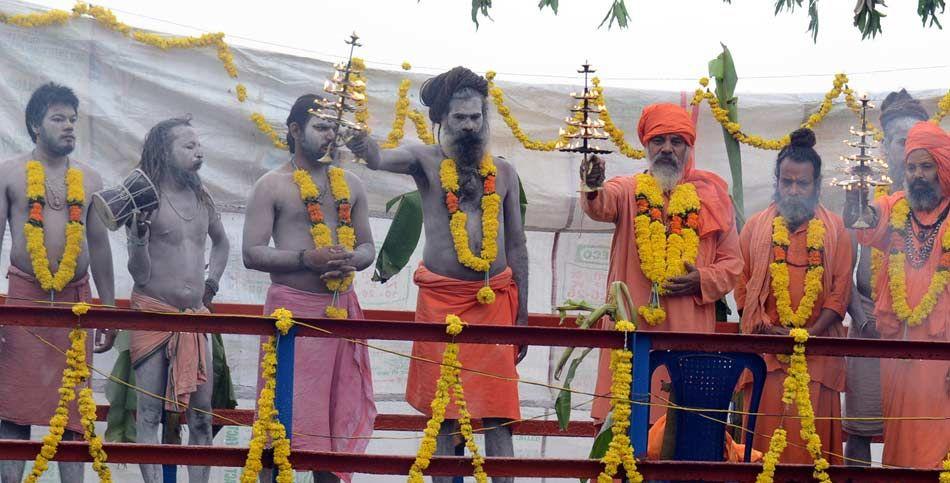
[844,89,929,465]
[243,94,377,483]
[0,82,115,483]
[121,117,229,483]
[353,66,529,483]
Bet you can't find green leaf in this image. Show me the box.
[581,413,615,483]
[538,0,559,14]
[555,348,592,430]
[708,44,745,226]
[518,176,528,228]
[471,0,493,29]
[373,191,423,283]
[104,339,137,443]
[918,0,945,28]
[599,0,631,29]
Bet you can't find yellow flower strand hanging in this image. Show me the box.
[291,166,357,318]
[886,198,950,327]
[240,308,294,483]
[408,315,488,483]
[26,302,112,483]
[597,319,643,483]
[440,155,501,304]
[24,160,85,292]
[769,216,825,328]
[632,173,701,325]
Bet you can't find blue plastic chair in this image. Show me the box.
[649,351,766,462]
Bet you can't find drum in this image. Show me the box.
[91,169,159,231]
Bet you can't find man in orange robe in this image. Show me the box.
[847,121,950,468]
[356,67,529,482]
[736,128,851,464]
[582,103,742,423]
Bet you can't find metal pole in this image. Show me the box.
[629,332,652,459]
[273,326,297,482]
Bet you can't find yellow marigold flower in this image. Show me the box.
[401,61,412,71]
[699,77,710,87]
[71,302,90,316]
[476,286,495,305]
[325,305,348,319]
[445,314,466,335]
[614,319,636,332]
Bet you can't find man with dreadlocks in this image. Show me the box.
[117,117,230,483]
[353,66,529,482]
[243,95,376,483]
[0,82,116,483]
[843,89,929,465]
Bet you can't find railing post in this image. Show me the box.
[273,326,297,482]
[629,332,652,459]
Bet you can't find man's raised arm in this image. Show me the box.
[350,134,420,175]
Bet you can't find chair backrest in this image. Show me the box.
[649,351,766,462]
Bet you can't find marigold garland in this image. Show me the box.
[441,155,501,304]
[940,451,950,483]
[250,113,288,149]
[24,160,86,293]
[486,71,563,151]
[26,302,111,483]
[770,216,825,328]
[382,78,412,148]
[240,308,295,483]
[755,428,788,483]
[933,89,950,124]
[591,77,646,159]
[869,185,890,299]
[292,166,356,318]
[633,173,701,325]
[597,319,643,483]
[0,8,71,27]
[408,315,487,483]
[886,198,950,327]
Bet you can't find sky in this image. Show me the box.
[20,0,950,94]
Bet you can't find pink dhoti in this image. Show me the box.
[259,283,376,481]
[0,266,91,433]
[128,290,209,412]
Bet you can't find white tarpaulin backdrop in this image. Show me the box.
[0,0,946,480]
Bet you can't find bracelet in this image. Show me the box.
[204,278,219,295]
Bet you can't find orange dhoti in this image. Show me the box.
[0,266,91,434]
[405,264,521,420]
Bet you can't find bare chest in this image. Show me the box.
[149,195,209,246]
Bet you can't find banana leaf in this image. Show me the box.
[554,347,592,430]
[372,191,423,283]
[708,43,744,229]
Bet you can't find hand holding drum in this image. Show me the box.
[91,169,160,232]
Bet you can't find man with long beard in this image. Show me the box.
[0,83,116,483]
[118,117,230,483]
[846,121,950,468]
[736,128,851,464]
[582,103,742,426]
[243,94,377,483]
[844,89,929,465]
[354,66,529,483]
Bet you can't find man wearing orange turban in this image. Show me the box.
[582,103,742,424]
[848,121,950,468]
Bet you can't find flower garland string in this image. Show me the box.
[291,166,356,318]
[408,315,488,483]
[590,77,646,159]
[769,216,825,328]
[632,173,701,325]
[869,185,890,299]
[597,318,643,483]
[24,160,85,293]
[26,302,112,483]
[933,89,950,124]
[939,451,950,483]
[441,154,501,304]
[239,308,295,483]
[886,198,950,326]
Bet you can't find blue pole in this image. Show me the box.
[629,332,651,459]
[273,326,297,482]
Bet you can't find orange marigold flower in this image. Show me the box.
[808,250,823,266]
[30,202,43,221]
[686,212,700,229]
[636,198,649,213]
[68,205,82,222]
[670,216,683,234]
[337,203,351,222]
[773,246,786,261]
[446,192,459,213]
[650,207,663,221]
[484,175,496,194]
